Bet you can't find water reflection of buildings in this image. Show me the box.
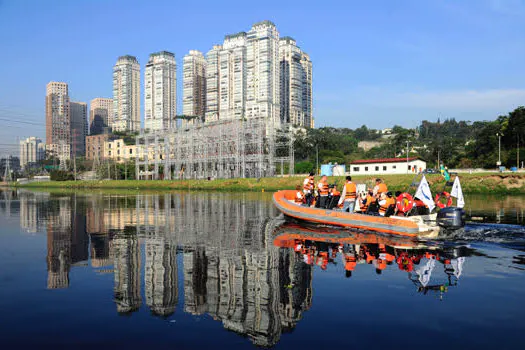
[19,191,313,346]
[46,196,88,289]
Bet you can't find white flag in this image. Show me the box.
[450,176,465,208]
[415,175,435,213]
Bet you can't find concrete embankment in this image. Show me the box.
[13,173,525,194]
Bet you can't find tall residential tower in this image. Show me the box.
[112,55,141,132]
[45,81,70,160]
[70,101,87,156]
[144,51,177,131]
[245,21,281,126]
[19,137,45,169]
[203,21,283,128]
[279,37,313,127]
[90,98,113,135]
[182,50,206,126]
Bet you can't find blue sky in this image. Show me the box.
[0,0,524,156]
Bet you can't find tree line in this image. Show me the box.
[293,106,525,172]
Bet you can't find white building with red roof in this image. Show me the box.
[349,157,426,175]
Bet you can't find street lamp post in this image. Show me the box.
[496,132,503,168]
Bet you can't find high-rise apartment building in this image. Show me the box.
[90,98,113,135]
[279,37,313,128]
[70,101,87,156]
[19,137,45,169]
[205,45,222,123]
[144,51,176,132]
[113,55,141,132]
[245,21,281,126]
[45,82,70,160]
[203,21,283,128]
[219,33,247,121]
[182,50,206,126]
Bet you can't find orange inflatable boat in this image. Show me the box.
[272,190,439,237]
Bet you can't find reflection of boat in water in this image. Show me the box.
[273,222,469,299]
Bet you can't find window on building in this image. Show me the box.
[393,165,396,169]
[408,165,411,170]
[375,166,379,171]
[365,166,368,171]
[353,167,359,172]
[383,166,387,171]
[129,149,133,154]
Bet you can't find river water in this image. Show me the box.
[0,190,524,348]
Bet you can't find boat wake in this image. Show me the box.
[436,223,525,251]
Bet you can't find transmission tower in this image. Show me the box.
[4,156,12,182]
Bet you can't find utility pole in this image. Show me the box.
[406,140,409,173]
[517,135,520,170]
[496,132,503,168]
[316,144,319,175]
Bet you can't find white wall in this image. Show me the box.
[349,160,426,175]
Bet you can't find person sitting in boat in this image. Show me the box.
[327,184,341,209]
[413,196,430,215]
[303,172,315,206]
[338,176,357,212]
[378,192,396,216]
[360,188,378,214]
[317,175,330,208]
[294,185,305,205]
[373,178,388,198]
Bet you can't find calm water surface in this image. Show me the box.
[0,190,524,349]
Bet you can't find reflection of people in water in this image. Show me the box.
[286,236,468,299]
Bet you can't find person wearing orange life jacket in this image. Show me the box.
[358,188,375,213]
[302,172,315,206]
[338,176,357,212]
[373,178,388,198]
[378,192,396,216]
[317,175,330,208]
[294,185,305,204]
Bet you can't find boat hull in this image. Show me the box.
[273,190,421,237]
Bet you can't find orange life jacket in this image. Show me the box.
[377,183,388,194]
[344,182,357,200]
[318,180,329,196]
[303,176,314,191]
[361,195,375,211]
[379,197,396,214]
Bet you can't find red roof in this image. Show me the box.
[351,157,420,165]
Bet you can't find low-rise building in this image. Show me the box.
[349,157,426,175]
[86,134,116,161]
[104,139,137,163]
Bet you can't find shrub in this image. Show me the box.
[50,170,74,181]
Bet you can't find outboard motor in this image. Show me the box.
[437,207,465,230]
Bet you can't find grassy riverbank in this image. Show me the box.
[14,173,525,194]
